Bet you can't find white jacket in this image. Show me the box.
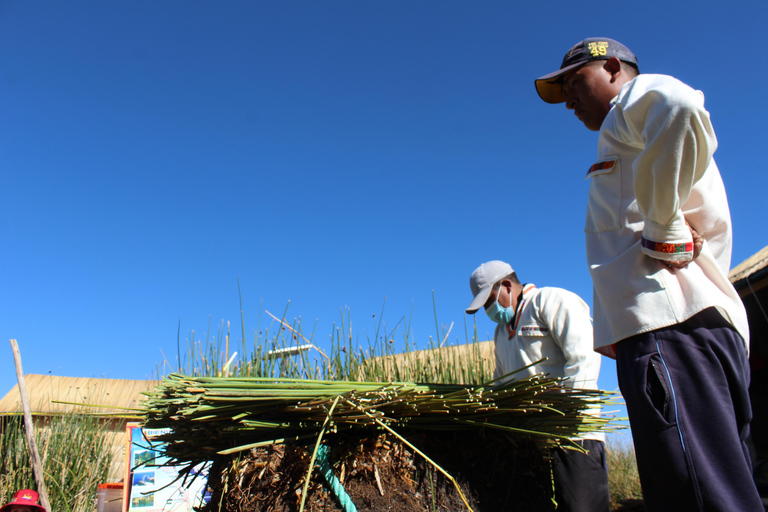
[492,284,604,441]
[493,285,600,389]
[587,74,749,355]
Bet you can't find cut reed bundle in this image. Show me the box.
[141,370,617,468]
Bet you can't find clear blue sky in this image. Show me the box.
[2,1,767,425]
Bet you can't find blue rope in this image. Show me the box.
[315,444,358,512]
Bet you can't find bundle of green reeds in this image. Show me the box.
[141,370,617,468]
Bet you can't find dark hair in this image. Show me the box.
[621,60,640,78]
[584,58,639,77]
[492,272,520,292]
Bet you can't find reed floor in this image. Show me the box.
[202,429,557,512]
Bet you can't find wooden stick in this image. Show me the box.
[10,339,52,512]
[264,310,330,361]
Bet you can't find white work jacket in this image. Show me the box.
[492,284,604,441]
[493,284,600,389]
[587,74,749,356]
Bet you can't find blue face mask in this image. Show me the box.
[485,290,515,325]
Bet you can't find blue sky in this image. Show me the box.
[2,1,767,427]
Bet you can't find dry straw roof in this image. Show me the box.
[0,374,156,416]
[729,244,768,295]
[365,340,495,379]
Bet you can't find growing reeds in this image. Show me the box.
[0,412,118,512]
[606,435,644,508]
[164,295,496,386]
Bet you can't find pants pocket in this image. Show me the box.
[647,353,675,425]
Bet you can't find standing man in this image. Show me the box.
[466,260,609,512]
[535,38,762,510]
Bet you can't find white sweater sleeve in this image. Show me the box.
[616,76,718,261]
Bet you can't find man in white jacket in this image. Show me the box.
[535,38,762,511]
[466,260,609,512]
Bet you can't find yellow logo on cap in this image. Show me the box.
[588,41,609,57]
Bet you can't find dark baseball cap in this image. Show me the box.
[535,38,639,104]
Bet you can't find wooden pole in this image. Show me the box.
[10,339,52,512]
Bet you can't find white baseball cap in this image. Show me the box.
[465,260,514,314]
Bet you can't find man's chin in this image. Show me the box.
[580,118,601,131]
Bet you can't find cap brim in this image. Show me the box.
[534,61,585,104]
[465,286,493,314]
[0,505,45,512]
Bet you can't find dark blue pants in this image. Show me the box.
[616,307,763,511]
[552,439,610,512]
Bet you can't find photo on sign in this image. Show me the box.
[133,449,158,467]
[132,471,156,487]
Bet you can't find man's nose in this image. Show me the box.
[565,95,576,110]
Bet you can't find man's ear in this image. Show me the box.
[604,57,622,82]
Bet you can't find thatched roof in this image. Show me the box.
[360,340,495,383]
[729,244,768,296]
[0,375,156,416]
[374,340,494,366]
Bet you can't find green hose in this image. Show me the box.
[315,444,358,512]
